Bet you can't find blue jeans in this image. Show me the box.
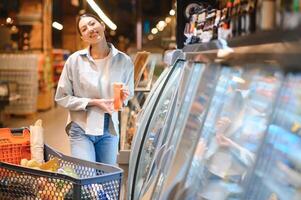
[69,114,119,165]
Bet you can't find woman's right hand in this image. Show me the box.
[215,117,231,135]
[88,99,114,115]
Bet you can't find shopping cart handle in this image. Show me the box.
[10,127,29,134]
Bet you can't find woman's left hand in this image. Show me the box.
[121,85,130,102]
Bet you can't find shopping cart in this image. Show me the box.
[0,128,123,200]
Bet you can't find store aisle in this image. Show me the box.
[5,106,70,155]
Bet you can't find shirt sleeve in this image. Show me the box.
[123,58,134,106]
[55,57,90,111]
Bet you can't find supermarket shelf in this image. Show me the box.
[183,27,301,52]
[9,94,21,102]
[183,29,301,72]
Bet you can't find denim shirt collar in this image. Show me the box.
[78,43,119,62]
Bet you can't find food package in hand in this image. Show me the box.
[113,82,123,111]
[30,119,44,163]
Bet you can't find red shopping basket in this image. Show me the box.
[0,128,31,165]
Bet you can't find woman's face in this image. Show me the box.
[78,16,105,44]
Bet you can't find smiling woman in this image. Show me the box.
[55,13,134,165]
[78,14,106,45]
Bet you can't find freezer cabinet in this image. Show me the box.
[243,73,301,200]
[139,62,220,200]
[128,60,203,200]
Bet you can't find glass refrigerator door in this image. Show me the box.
[129,66,171,164]
[243,73,301,200]
[139,62,218,200]
[128,64,172,199]
[146,63,220,200]
[168,65,283,200]
[129,60,191,200]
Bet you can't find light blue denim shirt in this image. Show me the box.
[55,43,134,135]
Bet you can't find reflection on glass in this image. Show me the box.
[244,74,301,200]
[128,66,171,200]
[138,63,198,199]
[151,64,219,200]
[180,66,283,200]
[133,61,184,200]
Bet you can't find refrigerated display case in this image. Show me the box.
[128,60,188,200]
[127,26,301,200]
[128,58,219,200]
[138,62,219,200]
[158,30,301,200]
[128,63,173,188]
[242,73,301,200]
[171,65,283,200]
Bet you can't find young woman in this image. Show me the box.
[55,13,134,165]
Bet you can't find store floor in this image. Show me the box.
[5,106,70,154]
[4,106,128,199]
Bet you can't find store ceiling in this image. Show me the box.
[0,0,173,48]
[55,0,172,42]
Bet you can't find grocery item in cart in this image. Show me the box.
[30,119,44,163]
[0,145,123,199]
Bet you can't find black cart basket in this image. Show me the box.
[0,144,123,200]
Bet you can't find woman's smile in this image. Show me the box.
[89,31,99,38]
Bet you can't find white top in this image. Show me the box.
[55,43,134,135]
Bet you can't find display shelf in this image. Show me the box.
[183,27,301,53]
[52,49,70,88]
[0,54,39,115]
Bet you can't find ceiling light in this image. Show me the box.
[156,21,166,31]
[148,35,154,40]
[151,28,158,34]
[156,25,164,31]
[110,30,116,36]
[232,76,246,84]
[158,21,167,27]
[52,21,63,30]
[6,17,12,24]
[169,9,176,16]
[165,17,171,23]
[11,25,18,33]
[86,0,117,30]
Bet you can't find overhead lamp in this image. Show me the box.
[158,21,167,27]
[11,25,18,33]
[165,17,171,23]
[232,76,246,84]
[110,30,116,36]
[6,17,13,24]
[156,21,166,31]
[151,28,158,34]
[148,34,154,40]
[52,22,63,30]
[156,25,164,31]
[86,0,117,30]
[169,9,176,16]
